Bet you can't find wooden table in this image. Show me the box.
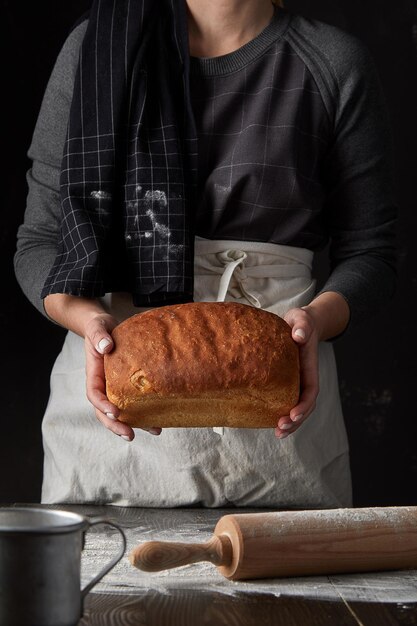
[7,504,417,625]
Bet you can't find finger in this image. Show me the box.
[95,407,135,440]
[85,346,120,417]
[275,415,296,439]
[277,416,293,430]
[95,409,162,439]
[290,381,318,422]
[290,341,319,422]
[276,413,311,438]
[284,308,314,345]
[145,427,162,435]
[84,314,118,355]
[90,329,114,355]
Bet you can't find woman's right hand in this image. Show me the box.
[84,313,162,441]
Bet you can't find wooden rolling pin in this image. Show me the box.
[129,506,417,580]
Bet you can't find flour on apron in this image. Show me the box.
[41,237,352,508]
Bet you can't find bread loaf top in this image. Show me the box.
[104,302,299,409]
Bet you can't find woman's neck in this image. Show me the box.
[186,0,275,58]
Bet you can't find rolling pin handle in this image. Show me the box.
[129,533,233,572]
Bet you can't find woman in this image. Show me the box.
[15,0,397,507]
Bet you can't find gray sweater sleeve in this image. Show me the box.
[14,22,88,319]
[318,34,397,327]
[288,17,398,328]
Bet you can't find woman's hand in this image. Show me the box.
[275,291,351,439]
[84,313,162,441]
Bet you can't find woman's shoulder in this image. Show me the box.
[286,11,378,81]
[68,10,90,36]
[284,10,381,117]
[47,17,88,95]
[64,15,89,56]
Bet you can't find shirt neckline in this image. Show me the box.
[189,5,291,77]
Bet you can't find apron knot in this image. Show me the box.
[216,249,261,307]
[217,249,247,265]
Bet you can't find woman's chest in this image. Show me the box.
[189,43,331,202]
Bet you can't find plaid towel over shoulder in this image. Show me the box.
[41,0,198,306]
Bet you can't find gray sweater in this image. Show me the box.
[15,6,398,328]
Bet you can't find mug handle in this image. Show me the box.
[81,516,127,598]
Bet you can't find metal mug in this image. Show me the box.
[0,507,126,626]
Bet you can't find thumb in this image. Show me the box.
[85,317,116,354]
[284,308,312,344]
[293,326,307,343]
[95,334,114,354]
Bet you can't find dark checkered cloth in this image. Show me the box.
[41,0,198,306]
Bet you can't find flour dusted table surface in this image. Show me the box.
[11,504,417,625]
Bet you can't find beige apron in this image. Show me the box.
[41,237,352,508]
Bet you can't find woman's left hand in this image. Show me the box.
[275,306,320,439]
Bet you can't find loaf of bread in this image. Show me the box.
[104,302,299,428]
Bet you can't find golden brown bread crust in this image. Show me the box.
[104,302,299,428]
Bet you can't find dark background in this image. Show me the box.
[1,0,416,505]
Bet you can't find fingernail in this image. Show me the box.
[277,432,290,439]
[97,338,112,353]
[149,428,160,435]
[292,414,304,422]
[120,435,131,441]
[106,412,117,420]
[294,329,306,340]
[279,422,293,430]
